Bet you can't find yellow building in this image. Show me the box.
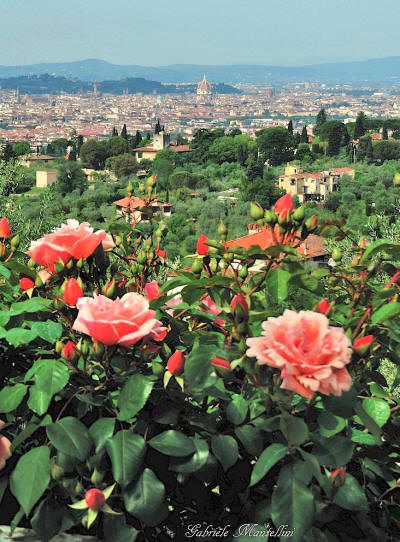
[133,131,191,162]
[36,170,58,188]
[278,163,355,203]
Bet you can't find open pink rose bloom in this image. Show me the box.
[28,219,115,272]
[246,309,352,399]
[72,292,167,347]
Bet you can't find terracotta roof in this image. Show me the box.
[113,197,173,212]
[133,144,191,153]
[133,146,156,152]
[330,167,354,174]
[224,225,327,259]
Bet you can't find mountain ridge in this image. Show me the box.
[0,56,399,84]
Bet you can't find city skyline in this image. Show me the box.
[1,0,400,67]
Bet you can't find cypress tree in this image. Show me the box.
[354,112,367,140]
[327,124,342,156]
[316,108,327,126]
[154,120,162,135]
[112,127,118,137]
[294,133,301,146]
[367,138,374,161]
[287,120,293,135]
[2,143,14,162]
[300,125,308,144]
[121,124,128,139]
[342,127,350,146]
[382,125,388,140]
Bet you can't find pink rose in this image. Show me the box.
[199,294,226,328]
[27,219,115,272]
[165,294,183,316]
[72,293,167,347]
[0,420,11,470]
[246,310,352,399]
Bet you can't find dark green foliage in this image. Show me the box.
[257,127,295,166]
[382,125,388,140]
[300,125,308,143]
[287,120,294,135]
[56,162,87,195]
[80,139,108,170]
[354,111,367,139]
[105,153,139,178]
[327,123,343,156]
[13,141,31,156]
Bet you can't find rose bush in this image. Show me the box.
[0,186,400,541]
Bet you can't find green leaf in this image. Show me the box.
[0,311,10,327]
[6,328,37,346]
[0,384,27,413]
[271,464,314,542]
[298,449,325,488]
[349,428,376,445]
[89,418,115,453]
[0,264,11,279]
[266,268,290,304]
[124,468,167,527]
[211,435,238,471]
[362,397,390,428]
[169,437,209,474]
[47,417,92,461]
[149,430,196,457]
[354,402,382,445]
[184,341,217,396]
[322,387,357,417]
[317,411,346,438]
[31,499,63,542]
[361,239,399,263]
[10,446,50,516]
[34,361,69,395]
[118,374,154,421]
[313,436,354,468]
[334,474,368,511]
[10,297,52,316]
[103,515,138,542]
[226,395,248,425]
[371,302,400,325]
[30,321,62,343]
[280,415,309,446]
[106,431,146,488]
[250,443,288,487]
[234,425,264,456]
[28,387,52,416]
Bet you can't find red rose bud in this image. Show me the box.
[231,293,249,314]
[63,278,84,307]
[155,248,167,260]
[145,280,162,301]
[273,194,294,222]
[0,218,11,239]
[167,350,186,376]
[353,335,374,356]
[330,467,346,486]
[305,215,318,231]
[63,341,78,361]
[84,488,106,511]
[196,234,209,256]
[102,280,116,298]
[317,299,330,315]
[19,277,35,291]
[211,358,232,371]
[93,340,105,359]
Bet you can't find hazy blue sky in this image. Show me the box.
[1,0,400,66]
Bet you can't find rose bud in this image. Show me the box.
[353,335,374,356]
[211,358,232,371]
[93,341,105,359]
[330,467,346,487]
[19,277,35,291]
[196,234,209,256]
[63,278,84,307]
[101,280,116,298]
[250,202,264,221]
[155,248,167,260]
[317,299,330,315]
[305,215,317,231]
[0,218,11,239]
[145,281,162,301]
[167,350,186,376]
[231,293,249,314]
[63,341,78,361]
[274,194,294,222]
[85,488,106,511]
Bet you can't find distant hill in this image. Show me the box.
[0,74,241,95]
[0,57,400,84]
